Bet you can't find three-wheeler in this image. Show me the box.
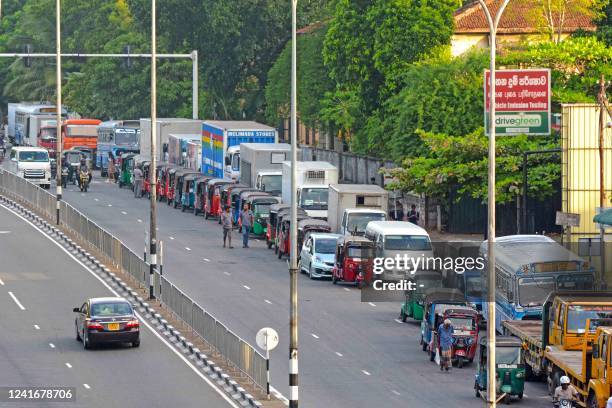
[246,195,281,235]
[274,207,308,253]
[173,170,200,208]
[193,176,213,216]
[474,336,525,404]
[237,191,270,231]
[118,153,136,188]
[277,213,310,259]
[400,269,444,322]
[419,289,467,353]
[163,167,178,202]
[297,218,332,254]
[155,162,172,201]
[220,183,247,212]
[205,178,233,219]
[267,204,290,249]
[331,235,375,288]
[142,161,152,198]
[230,187,259,224]
[180,174,201,211]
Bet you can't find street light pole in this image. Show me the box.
[148,0,158,299]
[289,0,299,407]
[55,0,62,225]
[478,0,510,406]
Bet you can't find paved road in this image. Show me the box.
[0,203,236,408]
[35,174,550,407]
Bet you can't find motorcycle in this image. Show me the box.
[554,398,576,408]
[79,169,90,192]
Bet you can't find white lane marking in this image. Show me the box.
[361,370,371,376]
[137,219,143,223]
[368,302,376,307]
[394,319,403,324]
[264,299,273,305]
[34,324,40,330]
[343,288,350,292]
[49,343,56,349]
[0,277,4,286]
[335,352,343,357]
[185,247,191,251]
[0,230,11,234]
[223,271,231,276]
[169,236,175,240]
[311,333,319,339]
[8,291,26,310]
[391,390,401,396]
[82,384,90,390]
[0,205,243,408]
[94,198,99,202]
[81,193,85,197]
[65,363,72,368]
[121,211,127,215]
[243,285,251,290]
[107,204,112,207]
[203,258,210,262]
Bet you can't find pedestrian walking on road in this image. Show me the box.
[221,206,233,248]
[107,153,116,183]
[133,165,144,198]
[437,319,454,372]
[240,203,253,248]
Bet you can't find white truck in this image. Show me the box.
[8,146,52,189]
[240,143,294,195]
[281,161,338,219]
[139,118,202,161]
[327,184,389,235]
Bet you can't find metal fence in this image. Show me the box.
[0,169,268,390]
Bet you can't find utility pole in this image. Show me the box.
[289,0,299,407]
[598,75,608,287]
[478,0,510,406]
[55,0,62,225]
[148,0,158,300]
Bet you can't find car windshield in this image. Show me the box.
[449,317,473,330]
[231,153,240,172]
[260,175,282,193]
[315,238,337,254]
[39,128,56,140]
[115,129,139,145]
[19,151,49,162]
[466,276,483,297]
[65,153,81,164]
[384,235,431,251]
[90,302,133,317]
[347,245,374,258]
[254,202,272,215]
[566,305,612,332]
[300,188,328,210]
[518,277,555,307]
[347,213,386,234]
[496,347,521,365]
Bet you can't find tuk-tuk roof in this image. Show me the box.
[479,336,522,347]
[423,288,465,305]
[297,218,331,230]
[168,167,178,174]
[251,196,281,204]
[207,178,232,186]
[184,173,199,182]
[278,208,308,219]
[231,187,259,198]
[337,235,375,246]
[121,153,136,160]
[435,304,477,317]
[270,203,290,213]
[196,176,213,185]
[241,191,269,199]
[176,169,200,178]
[223,183,247,193]
[280,213,309,223]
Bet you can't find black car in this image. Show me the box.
[74,297,140,349]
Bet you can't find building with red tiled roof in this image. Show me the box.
[452,0,596,55]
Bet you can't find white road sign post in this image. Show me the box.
[256,327,279,400]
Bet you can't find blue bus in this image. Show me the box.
[96,120,140,175]
[480,235,595,333]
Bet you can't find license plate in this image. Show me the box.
[107,323,120,331]
[456,350,466,356]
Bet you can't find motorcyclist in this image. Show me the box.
[553,376,578,407]
[78,154,91,189]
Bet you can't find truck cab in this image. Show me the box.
[340,208,387,236]
[298,184,330,220]
[224,145,240,181]
[256,170,282,196]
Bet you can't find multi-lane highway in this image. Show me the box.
[51,175,550,408]
[0,203,237,408]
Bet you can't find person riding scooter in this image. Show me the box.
[553,376,578,407]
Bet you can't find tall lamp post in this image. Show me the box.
[55,0,62,225]
[148,0,158,299]
[478,0,510,406]
[289,0,299,407]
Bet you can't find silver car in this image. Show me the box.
[299,233,342,279]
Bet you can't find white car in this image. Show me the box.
[299,233,342,279]
[8,146,52,189]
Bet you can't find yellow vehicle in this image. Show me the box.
[502,292,612,382]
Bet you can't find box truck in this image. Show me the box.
[281,161,338,219]
[12,103,67,145]
[240,143,294,195]
[201,121,277,180]
[139,118,202,161]
[167,133,201,167]
[327,184,389,235]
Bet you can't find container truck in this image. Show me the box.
[12,103,67,145]
[281,161,338,219]
[62,119,102,151]
[186,139,201,171]
[167,133,200,167]
[139,118,202,161]
[327,184,389,235]
[239,143,293,193]
[201,121,278,180]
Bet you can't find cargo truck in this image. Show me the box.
[139,118,202,161]
[62,119,102,151]
[167,133,200,167]
[11,103,67,145]
[201,121,278,180]
[239,143,293,194]
[327,184,389,235]
[281,161,338,219]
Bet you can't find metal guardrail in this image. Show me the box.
[0,169,268,390]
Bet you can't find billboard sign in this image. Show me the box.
[484,69,551,136]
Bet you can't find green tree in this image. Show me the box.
[596,0,612,45]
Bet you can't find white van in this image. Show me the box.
[8,146,52,189]
[365,221,434,281]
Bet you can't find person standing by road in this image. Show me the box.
[133,165,144,198]
[437,319,454,372]
[407,204,420,225]
[107,153,116,183]
[221,206,233,248]
[240,203,253,248]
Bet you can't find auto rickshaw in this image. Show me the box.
[474,336,525,404]
[237,191,270,231]
[192,176,211,216]
[276,211,309,259]
[165,167,179,204]
[297,218,332,253]
[221,183,247,211]
[246,195,281,235]
[332,235,375,288]
[62,150,83,185]
[180,174,200,211]
[274,207,308,253]
[429,305,478,367]
[155,162,171,201]
[230,187,260,224]
[205,178,232,219]
[118,153,136,188]
[142,161,152,198]
[419,289,467,354]
[173,170,200,208]
[400,269,444,322]
[267,204,290,249]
